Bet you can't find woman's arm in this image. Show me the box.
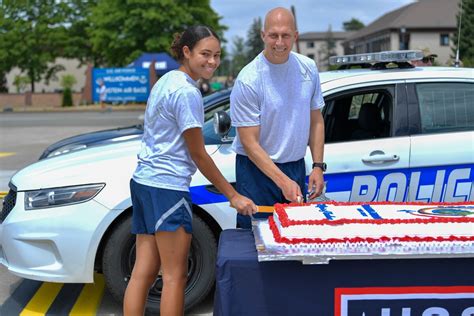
[183,128,257,216]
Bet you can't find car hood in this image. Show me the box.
[11,140,224,192]
[39,125,143,159]
[12,140,142,191]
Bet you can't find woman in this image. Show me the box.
[124,26,257,315]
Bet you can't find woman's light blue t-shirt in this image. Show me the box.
[133,70,204,191]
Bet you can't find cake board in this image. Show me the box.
[251,218,474,265]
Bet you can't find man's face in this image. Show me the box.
[413,56,434,67]
[261,15,298,64]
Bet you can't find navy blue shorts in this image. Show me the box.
[235,154,306,229]
[130,179,193,235]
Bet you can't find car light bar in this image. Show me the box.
[329,50,423,66]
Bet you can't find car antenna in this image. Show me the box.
[454,0,463,67]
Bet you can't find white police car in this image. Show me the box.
[1,51,473,312]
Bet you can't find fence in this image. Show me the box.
[0,92,84,110]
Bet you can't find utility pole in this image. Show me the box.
[291,5,300,53]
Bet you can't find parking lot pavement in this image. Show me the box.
[0,111,213,315]
[0,170,15,192]
[0,270,213,315]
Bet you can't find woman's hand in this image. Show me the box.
[229,194,257,216]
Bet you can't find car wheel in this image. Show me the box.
[102,214,217,313]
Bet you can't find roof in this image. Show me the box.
[347,0,459,41]
[319,66,474,92]
[128,52,180,76]
[299,31,354,41]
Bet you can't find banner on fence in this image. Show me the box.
[92,68,149,103]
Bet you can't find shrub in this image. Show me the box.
[60,74,77,107]
[62,87,73,107]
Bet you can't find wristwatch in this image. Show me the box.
[312,162,327,172]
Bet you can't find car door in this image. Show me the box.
[406,80,474,202]
[320,83,412,202]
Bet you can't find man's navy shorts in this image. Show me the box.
[235,154,306,229]
[130,179,193,235]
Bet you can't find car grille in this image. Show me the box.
[1,185,17,223]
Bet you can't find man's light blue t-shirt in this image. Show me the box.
[230,52,325,163]
[133,70,203,191]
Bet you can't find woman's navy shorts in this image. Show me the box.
[130,179,193,235]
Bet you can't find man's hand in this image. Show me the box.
[229,194,258,216]
[280,178,303,203]
[307,168,324,200]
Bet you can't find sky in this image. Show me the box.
[210,0,416,49]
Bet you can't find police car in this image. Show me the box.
[1,51,473,312]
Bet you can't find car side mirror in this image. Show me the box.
[213,111,233,143]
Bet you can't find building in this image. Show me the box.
[5,58,87,93]
[343,0,460,65]
[296,31,353,70]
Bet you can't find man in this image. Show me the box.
[412,48,437,66]
[99,79,107,110]
[230,7,326,229]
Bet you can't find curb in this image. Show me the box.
[2,105,146,113]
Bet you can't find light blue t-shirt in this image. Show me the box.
[230,52,325,163]
[133,70,204,191]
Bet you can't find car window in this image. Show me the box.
[415,82,474,134]
[324,88,393,143]
[202,100,235,145]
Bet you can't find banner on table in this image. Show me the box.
[335,286,474,316]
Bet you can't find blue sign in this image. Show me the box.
[92,68,149,103]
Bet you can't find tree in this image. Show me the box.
[246,17,263,62]
[452,0,474,67]
[343,18,365,31]
[230,36,247,76]
[319,25,337,70]
[0,1,71,92]
[61,0,100,66]
[0,73,8,93]
[13,75,30,93]
[87,0,226,67]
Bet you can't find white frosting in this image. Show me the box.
[274,204,474,240]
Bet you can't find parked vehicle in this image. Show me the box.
[39,88,233,159]
[2,51,473,312]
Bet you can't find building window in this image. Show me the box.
[440,34,450,46]
[306,42,314,48]
[307,54,315,60]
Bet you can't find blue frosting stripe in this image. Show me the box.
[315,204,335,220]
[361,204,382,219]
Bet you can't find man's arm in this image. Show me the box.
[307,109,325,199]
[237,125,303,202]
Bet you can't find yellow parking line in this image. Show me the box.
[19,282,63,316]
[0,152,15,158]
[0,191,7,199]
[69,273,106,315]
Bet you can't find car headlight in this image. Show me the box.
[24,184,105,210]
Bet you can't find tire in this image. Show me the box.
[102,214,217,313]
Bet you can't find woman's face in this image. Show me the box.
[184,36,221,81]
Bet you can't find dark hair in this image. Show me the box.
[170,25,220,62]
